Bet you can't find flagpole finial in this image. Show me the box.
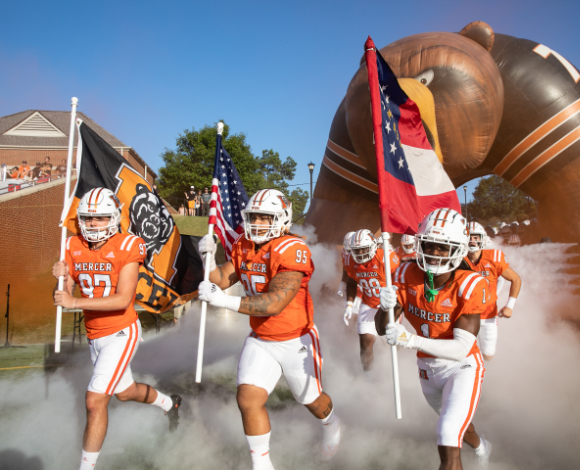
[71,97,78,106]
[217,122,224,136]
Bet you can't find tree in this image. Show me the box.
[468,175,536,223]
[157,122,308,216]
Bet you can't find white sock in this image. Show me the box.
[320,407,341,460]
[151,390,172,412]
[474,436,486,455]
[246,432,274,470]
[79,449,99,470]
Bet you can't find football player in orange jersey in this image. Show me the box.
[198,189,340,470]
[339,231,363,325]
[344,229,399,374]
[52,188,181,470]
[377,209,492,469]
[395,234,417,263]
[465,222,522,360]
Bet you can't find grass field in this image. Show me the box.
[172,215,211,236]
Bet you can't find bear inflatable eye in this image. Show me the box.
[413,69,434,87]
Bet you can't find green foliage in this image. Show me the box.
[468,176,536,223]
[157,123,308,217]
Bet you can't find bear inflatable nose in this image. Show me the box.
[397,78,443,163]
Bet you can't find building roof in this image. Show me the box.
[0,109,156,178]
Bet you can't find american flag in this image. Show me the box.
[208,133,250,260]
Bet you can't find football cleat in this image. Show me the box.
[165,394,182,432]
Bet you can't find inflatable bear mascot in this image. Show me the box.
[306,21,580,244]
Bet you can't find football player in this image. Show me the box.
[337,231,355,298]
[395,234,417,263]
[377,208,492,469]
[464,222,522,360]
[198,189,340,470]
[52,188,181,470]
[344,229,399,374]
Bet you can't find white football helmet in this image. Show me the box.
[343,231,355,253]
[415,208,469,274]
[241,189,292,244]
[350,229,377,264]
[77,187,122,242]
[400,234,415,254]
[508,234,521,247]
[500,224,512,239]
[467,221,487,253]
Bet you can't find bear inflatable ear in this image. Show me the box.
[459,21,494,51]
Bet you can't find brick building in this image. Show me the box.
[0,110,157,183]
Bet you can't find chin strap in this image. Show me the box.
[425,270,439,303]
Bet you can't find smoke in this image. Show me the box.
[0,232,579,469]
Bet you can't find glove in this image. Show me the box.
[343,301,354,326]
[379,286,398,311]
[198,281,241,312]
[198,234,217,273]
[352,295,362,315]
[337,281,347,298]
[385,322,417,348]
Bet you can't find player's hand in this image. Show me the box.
[499,306,513,318]
[386,322,415,348]
[337,281,346,297]
[379,286,398,311]
[343,301,354,326]
[198,281,227,307]
[198,235,217,273]
[53,290,76,309]
[52,261,68,280]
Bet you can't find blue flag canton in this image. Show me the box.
[376,53,415,187]
[215,144,250,229]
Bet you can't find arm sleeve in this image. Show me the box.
[409,328,476,361]
[276,241,314,277]
[126,237,147,265]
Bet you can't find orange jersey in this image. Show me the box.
[231,234,315,341]
[393,263,490,358]
[65,233,147,340]
[395,245,417,263]
[464,249,509,319]
[347,248,400,308]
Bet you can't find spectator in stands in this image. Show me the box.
[184,186,196,216]
[28,162,42,180]
[17,160,30,179]
[40,156,53,177]
[195,190,202,216]
[201,187,211,216]
[56,159,67,175]
[9,167,19,179]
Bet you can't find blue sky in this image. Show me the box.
[1,0,579,207]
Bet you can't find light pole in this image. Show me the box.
[463,185,468,222]
[307,162,315,206]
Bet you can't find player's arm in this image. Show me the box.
[346,276,358,302]
[375,303,403,336]
[199,270,304,317]
[54,262,140,311]
[498,267,521,318]
[208,260,239,290]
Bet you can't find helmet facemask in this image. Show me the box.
[243,211,286,244]
[351,242,377,264]
[467,234,486,253]
[416,239,468,275]
[78,212,120,242]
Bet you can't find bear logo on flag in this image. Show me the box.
[129,184,174,255]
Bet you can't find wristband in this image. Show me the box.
[346,301,353,307]
[506,297,517,309]
[224,295,242,312]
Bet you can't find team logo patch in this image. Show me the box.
[460,364,472,369]
[484,263,492,268]
[263,252,270,259]
[373,264,378,268]
[441,298,453,307]
[419,368,429,380]
[298,346,307,353]
[73,251,82,256]
[129,184,175,255]
[116,330,126,337]
[106,252,115,258]
[408,288,417,296]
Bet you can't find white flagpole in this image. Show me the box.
[54,97,78,353]
[195,121,223,383]
[381,232,402,419]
